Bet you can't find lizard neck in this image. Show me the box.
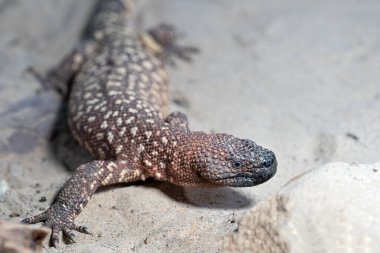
[166,131,211,187]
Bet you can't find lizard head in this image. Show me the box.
[171,132,277,187]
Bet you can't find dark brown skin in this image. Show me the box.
[22,0,277,247]
[170,132,276,187]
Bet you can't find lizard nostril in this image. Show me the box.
[263,155,275,168]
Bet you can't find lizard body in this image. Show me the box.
[23,0,277,246]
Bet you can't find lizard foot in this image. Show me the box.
[22,204,92,247]
[141,23,199,66]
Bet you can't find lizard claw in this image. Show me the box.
[22,204,92,247]
[163,45,200,67]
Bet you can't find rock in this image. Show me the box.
[223,162,380,253]
[0,220,49,253]
[0,179,9,198]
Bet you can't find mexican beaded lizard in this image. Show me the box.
[23,0,277,247]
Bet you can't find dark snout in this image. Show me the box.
[232,151,277,187]
[252,153,277,185]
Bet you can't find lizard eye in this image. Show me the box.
[232,160,242,168]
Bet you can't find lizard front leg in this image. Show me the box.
[165,111,190,131]
[22,160,141,247]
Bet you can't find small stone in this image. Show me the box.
[8,211,20,218]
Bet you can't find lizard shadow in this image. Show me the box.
[0,86,91,169]
[30,88,94,172]
[147,181,254,210]
[48,98,94,171]
[98,180,254,210]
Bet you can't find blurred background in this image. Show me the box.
[0,0,379,252]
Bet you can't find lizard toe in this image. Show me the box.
[63,228,76,244]
[74,225,93,235]
[22,207,55,224]
[51,226,61,248]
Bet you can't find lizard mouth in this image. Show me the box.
[215,160,277,187]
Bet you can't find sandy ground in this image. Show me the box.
[0,0,379,252]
